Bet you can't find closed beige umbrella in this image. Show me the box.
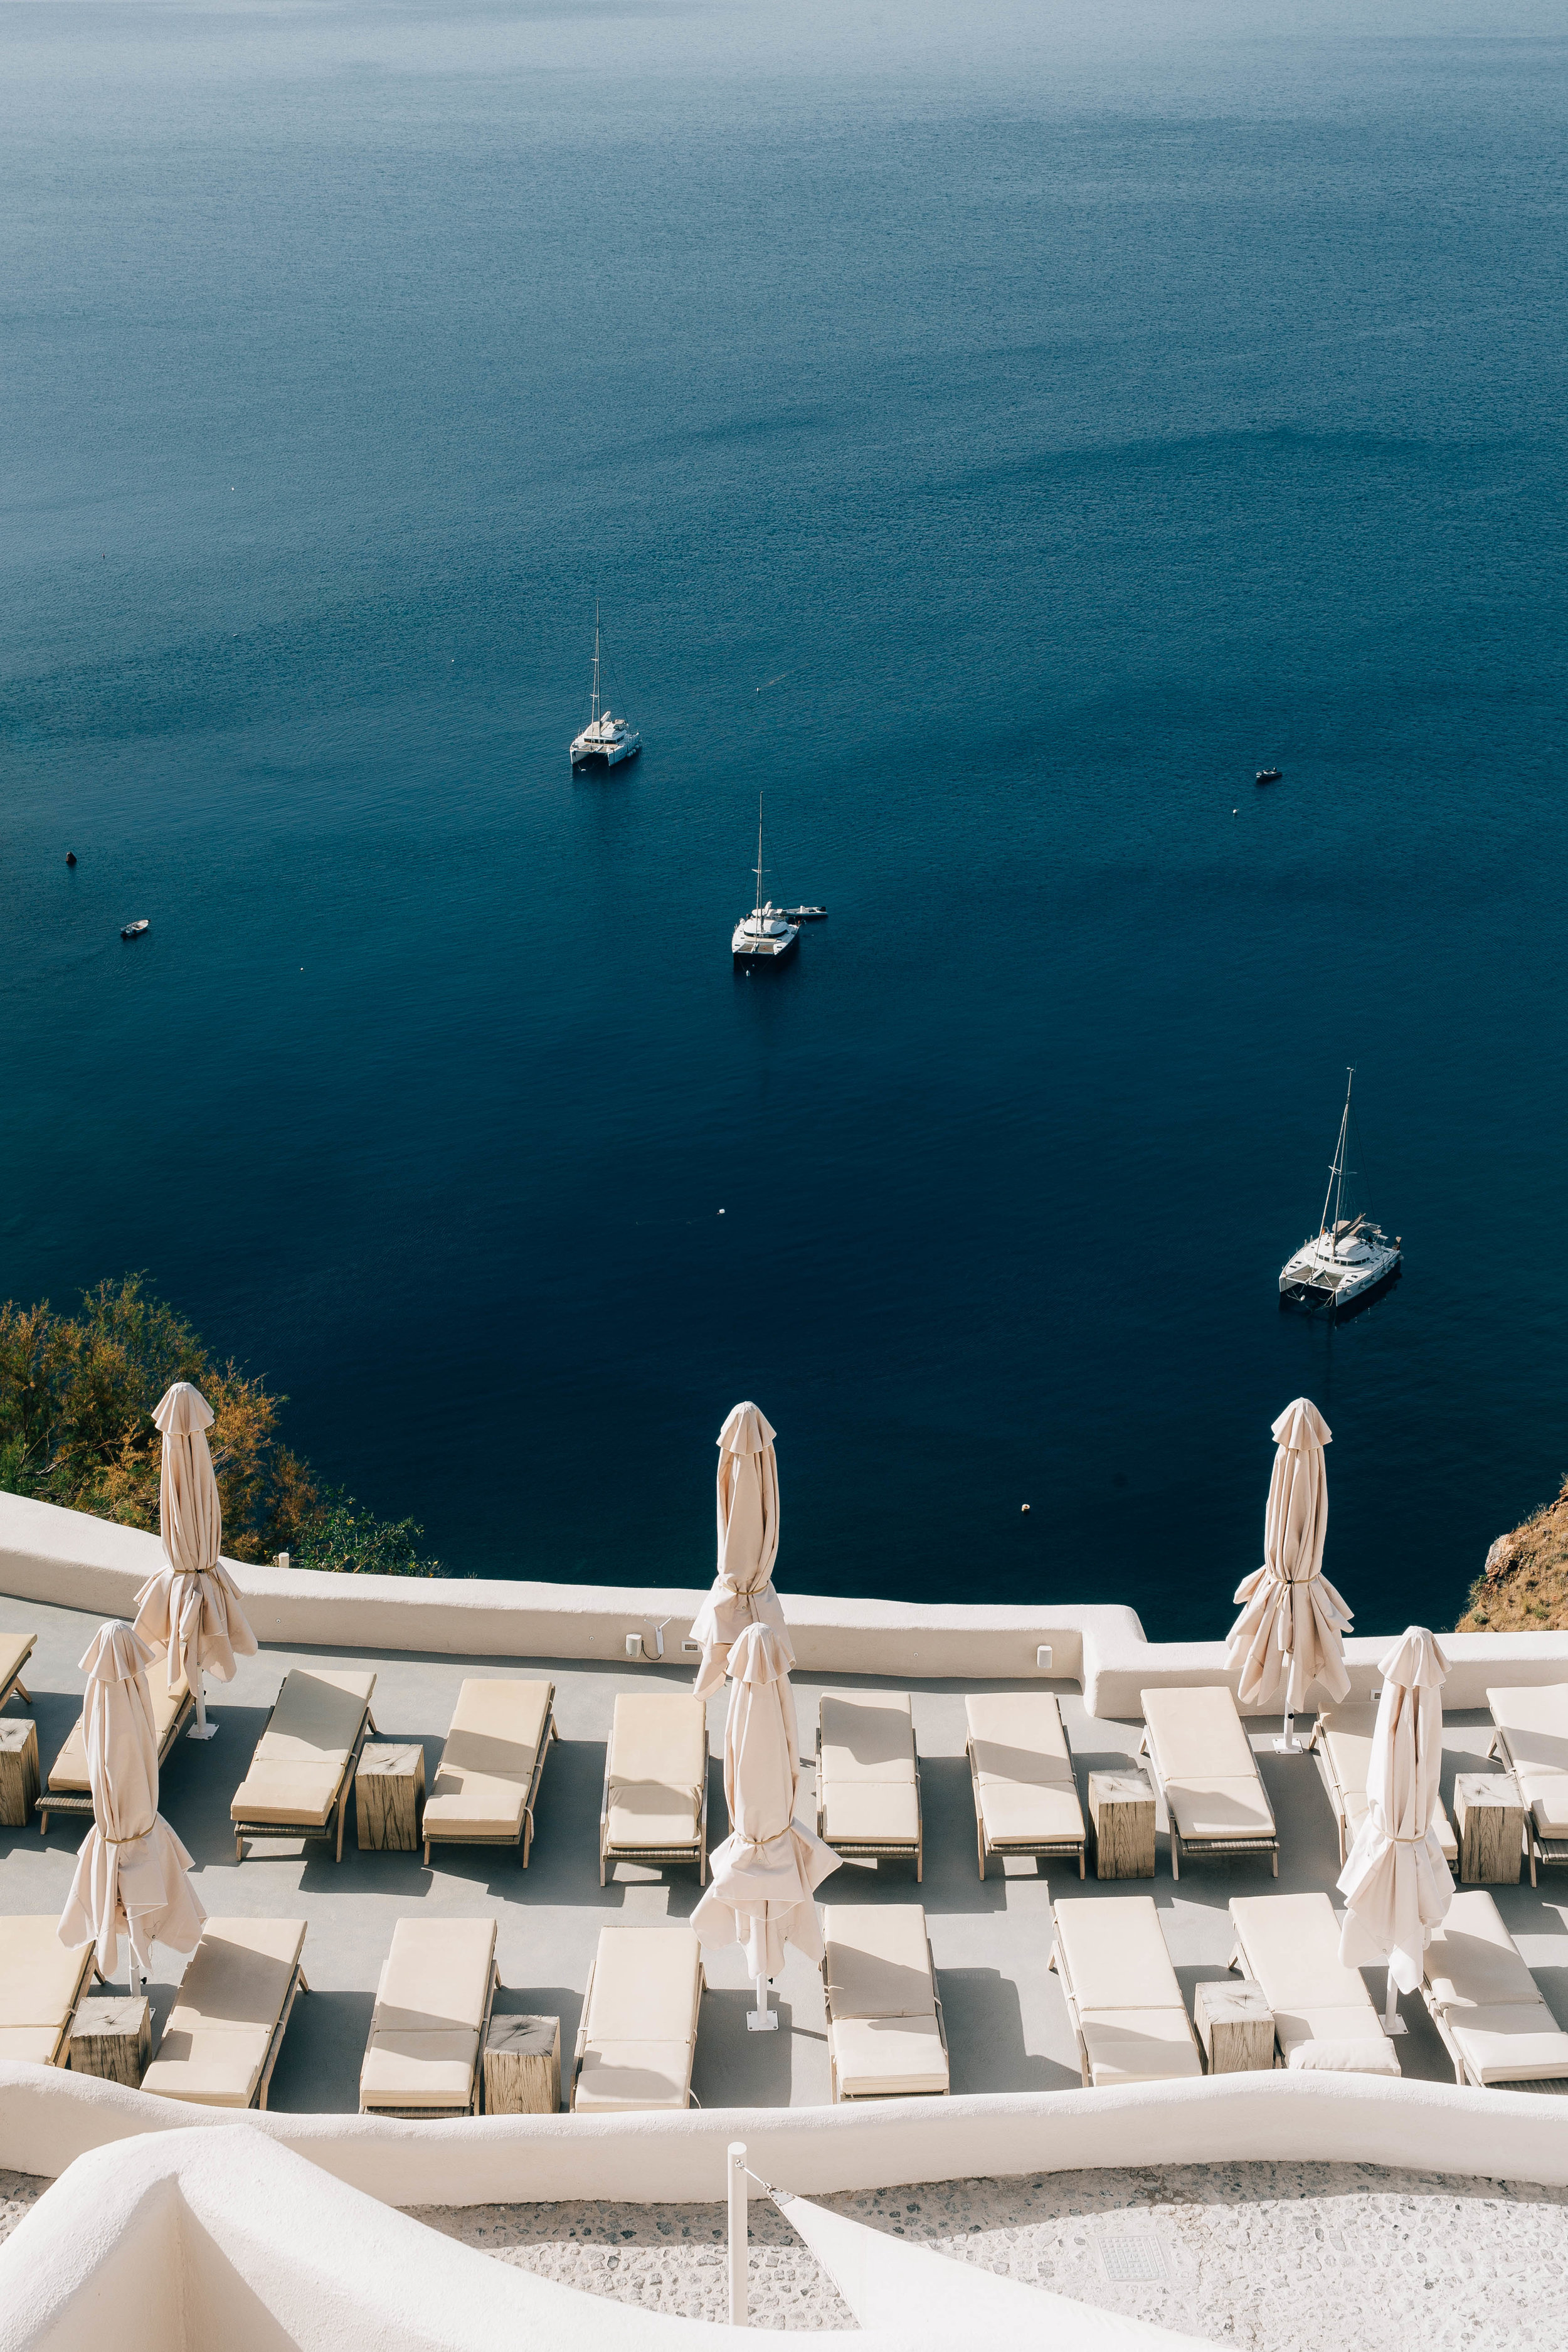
[689,1403,788,1702]
[1338,1625,1454,2032]
[1226,1396,1351,1752]
[692,1621,839,2030]
[58,1623,206,1989]
[133,1380,257,1739]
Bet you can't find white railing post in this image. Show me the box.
[727,2141,748,2327]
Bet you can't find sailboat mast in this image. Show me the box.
[754,793,765,913]
[1318,1068,1353,1249]
[591,601,601,725]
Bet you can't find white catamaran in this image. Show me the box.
[731,794,800,962]
[569,605,641,770]
[1279,1069,1401,1313]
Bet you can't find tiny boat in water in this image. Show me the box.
[569,604,641,770]
[120,919,149,940]
[1256,766,1283,785]
[779,906,827,921]
[732,796,800,962]
[1279,1069,1401,1313]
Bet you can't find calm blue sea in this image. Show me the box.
[3,5,1565,1638]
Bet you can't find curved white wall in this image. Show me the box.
[4,1488,1566,1715]
[5,2060,1568,2205]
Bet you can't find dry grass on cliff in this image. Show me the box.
[1456,1473,1568,1631]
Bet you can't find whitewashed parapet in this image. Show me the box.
[4,1488,1567,1717]
[4,2060,1568,2203]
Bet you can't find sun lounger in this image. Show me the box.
[1229,1892,1401,2076]
[141,1919,308,2109]
[421,1678,557,1868]
[359,1915,499,2117]
[965,1692,1085,1880]
[1309,1702,1458,1867]
[599,1693,708,1885]
[570,1926,704,2113]
[1486,1685,1568,1884]
[0,1631,36,1714]
[1047,1895,1202,2087]
[1139,1685,1279,1877]
[230,1668,378,1862]
[1421,1888,1568,2090]
[0,1919,98,2067]
[822,1904,950,2102]
[817,1690,923,1880]
[38,1670,194,1832]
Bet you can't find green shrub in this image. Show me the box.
[0,1274,441,1577]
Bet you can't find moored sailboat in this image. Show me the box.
[1279,1069,1401,1313]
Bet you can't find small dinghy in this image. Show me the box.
[779,906,827,921]
[1256,766,1283,785]
[120,919,149,940]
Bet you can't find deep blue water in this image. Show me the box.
[3,6,1565,1637]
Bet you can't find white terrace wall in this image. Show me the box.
[4,2062,1568,2203]
[4,1488,1567,1718]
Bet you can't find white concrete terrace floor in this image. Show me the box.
[4,1589,1566,2114]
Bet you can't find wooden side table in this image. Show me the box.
[0,1719,40,1828]
[1089,1770,1156,1878]
[1454,1772,1525,1885]
[356,1742,426,1851]
[483,2014,561,2114]
[1195,1978,1273,2074]
[70,1996,152,2087]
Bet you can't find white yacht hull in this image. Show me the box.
[732,928,798,961]
[1279,1237,1401,1313]
[570,733,641,769]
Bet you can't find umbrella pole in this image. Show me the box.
[1382,1967,1407,2035]
[189,1670,218,1740]
[748,1970,778,2032]
[728,2142,749,2326]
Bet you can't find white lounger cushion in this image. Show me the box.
[50,1673,189,1794]
[820,1692,916,1783]
[1488,1685,1568,1840]
[820,1693,919,1846]
[1315,1705,1458,1863]
[1289,2037,1401,2076]
[574,1927,702,2113]
[144,1919,306,2109]
[1142,1688,1275,1845]
[605,1695,704,1850]
[1424,1890,1568,2085]
[830,2015,949,2098]
[1052,1897,1200,2086]
[231,1670,375,1826]
[423,1680,551,1839]
[1231,1892,1396,2071]
[966,1694,1083,1848]
[0,1918,95,2058]
[360,1915,496,2111]
[0,1631,34,1693]
[823,1904,947,2097]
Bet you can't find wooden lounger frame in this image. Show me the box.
[1047,1912,1202,2089]
[822,1922,948,2104]
[815,1742,925,1883]
[1417,1971,1568,2096]
[47,1945,104,2069]
[598,1727,710,1886]
[38,1686,196,1833]
[359,1952,499,2121]
[966,1739,1084,1882]
[1137,1726,1279,1880]
[569,1942,705,2112]
[253,1959,310,2111]
[232,1689,379,1863]
[1486,1722,1556,1886]
[422,1692,559,1870]
[0,1634,36,1714]
[1308,1719,1364,1867]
